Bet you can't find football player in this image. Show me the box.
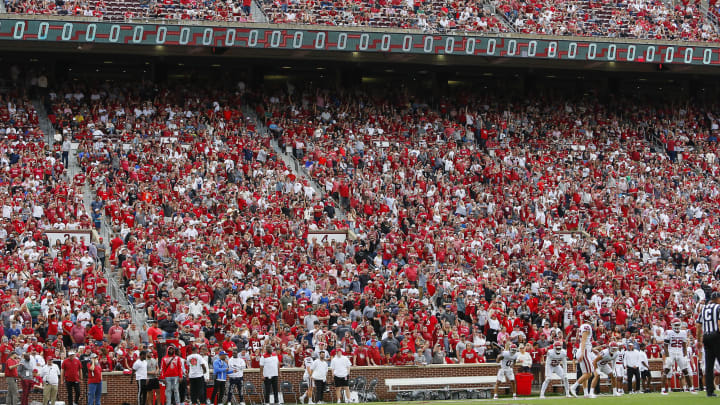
[570,310,595,397]
[661,318,696,394]
[493,343,518,400]
[591,342,621,397]
[540,341,571,398]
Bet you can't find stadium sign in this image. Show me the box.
[2,18,720,66]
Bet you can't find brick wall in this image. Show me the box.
[0,359,667,405]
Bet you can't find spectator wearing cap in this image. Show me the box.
[310,351,329,404]
[160,346,183,405]
[259,346,280,405]
[330,349,351,403]
[40,357,61,405]
[5,351,20,405]
[380,330,399,360]
[62,350,82,405]
[211,351,229,405]
[87,353,103,405]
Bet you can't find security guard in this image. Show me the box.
[697,291,720,397]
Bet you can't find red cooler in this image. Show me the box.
[516,373,533,396]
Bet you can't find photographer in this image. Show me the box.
[87,354,103,405]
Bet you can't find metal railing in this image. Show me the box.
[251,0,269,23]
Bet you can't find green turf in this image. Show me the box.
[379,392,709,405]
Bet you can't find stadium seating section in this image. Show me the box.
[1,77,715,372]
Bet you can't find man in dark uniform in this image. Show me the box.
[697,291,720,397]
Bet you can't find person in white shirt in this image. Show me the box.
[188,298,204,317]
[624,342,642,393]
[228,349,247,405]
[310,351,329,404]
[329,350,352,403]
[639,347,651,393]
[299,349,315,404]
[40,361,61,405]
[132,351,149,405]
[186,346,208,405]
[259,346,280,404]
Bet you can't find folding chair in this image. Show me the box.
[281,381,298,404]
[243,381,260,405]
[360,378,378,402]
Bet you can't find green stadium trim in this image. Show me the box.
[1,16,720,65]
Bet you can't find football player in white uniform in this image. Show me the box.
[661,318,696,394]
[591,342,621,397]
[570,310,595,397]
[614,342,627,395]
[540,341,571,398]
[299,351,315,404]
[493,343,518,400]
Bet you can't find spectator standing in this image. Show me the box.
[62,350,82,405]
[146,351,161,405]
[40,360,61,405]
[624,342,642,394]
[108,320,124,348]
[310,352,329,404]
[211,351,229,405]
[160,346,183,405]
[61,138,71,166]
[638,347,650,393]
[259,346,280,405]
[5,352,20,405]
[186,347,207,405]
[380,331,400,360]
[133,351,149,405]
[330,350,351,403]
[516,345,533,373]
[228,349,247,405]
[87,353,103,405]
[18,352,35,405]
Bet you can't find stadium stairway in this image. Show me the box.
[32,99,55,147]
[251,0,269,22]
[484,0,517,32]
[241,105,347,221]
[33,99,148,329]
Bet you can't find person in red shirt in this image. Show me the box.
[47,314,59,342]
[61,350,82,405]
[460,342,481,363]
[87,354,102,405]
[5,352,20,405]
[353,345,371,366]
[147,321,163,343]
[89,319,105,345]
[391,348,415,366]
[160,346,184,405]
[645,338,662,359]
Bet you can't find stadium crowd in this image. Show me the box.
[3,0,720,40]
[0,79,719,402]
[494,0,719,40]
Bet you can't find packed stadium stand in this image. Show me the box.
[0,56,715,377]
